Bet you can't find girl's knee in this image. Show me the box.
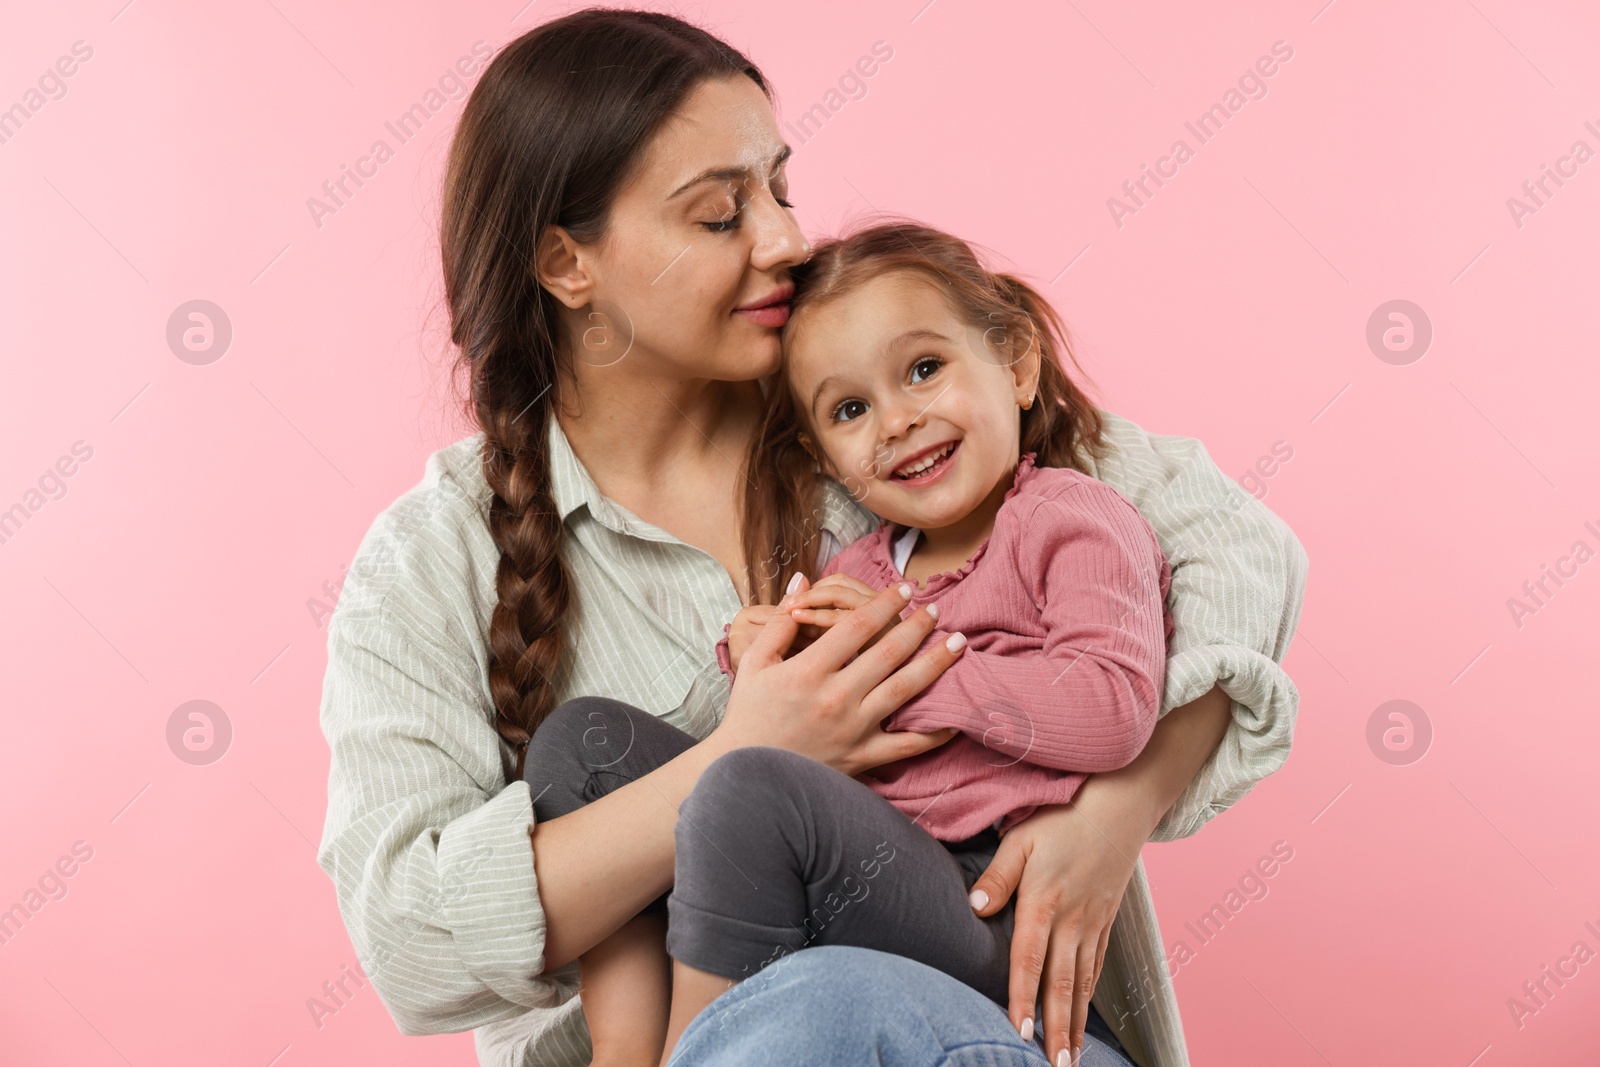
[522,697,654,817]
[692,746,817,809]
[545,695,639,734]
[678,747,822,849]
[528,697,640,765]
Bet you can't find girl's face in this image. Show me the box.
[558,75,809,383]
[785,271,1041,532]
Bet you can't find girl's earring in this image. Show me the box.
[1021,394,1035,411]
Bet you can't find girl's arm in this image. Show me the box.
[885,478,1170,773]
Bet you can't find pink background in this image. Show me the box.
[3,1,1598,1064]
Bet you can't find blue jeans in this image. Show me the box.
[666,944,1133,1067]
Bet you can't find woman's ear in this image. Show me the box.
[533,225,593,310]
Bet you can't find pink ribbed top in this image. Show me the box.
[823,454,1174,841]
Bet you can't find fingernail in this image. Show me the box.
[968,888,988,910]
[1019,1016,1033,1042]
[946,632,967,653]
[1056,1051,1071,1067]
[926,602,940,621]
[786,572,804,595]
[897,582,913,599]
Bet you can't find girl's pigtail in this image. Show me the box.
[993,273,1108,474]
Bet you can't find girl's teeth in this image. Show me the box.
[895,443,952,478]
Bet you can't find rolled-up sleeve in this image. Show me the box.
[317,601,573,1035]
[1087,411,1309,842]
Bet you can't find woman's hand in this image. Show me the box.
[968,800,1145,1067]
[712,575,966,777]
[967,685,1235,1066]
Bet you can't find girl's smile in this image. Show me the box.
[889,439,960,485]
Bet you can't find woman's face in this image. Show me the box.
[572,75,808,383]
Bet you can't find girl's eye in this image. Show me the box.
[832,399,868,423]
[910,356,942,383]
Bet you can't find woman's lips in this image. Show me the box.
[733,283,795,329]
[733,302,791,328]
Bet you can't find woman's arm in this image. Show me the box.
[968,685,1231,1067]
[321,571,962,1034]
[969,410,1309,1065]
[1084,409,1308,839]
[1068,682,1234,850]
[540,581,964,967]
[319,612,564,1035]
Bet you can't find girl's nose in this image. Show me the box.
[878,398,923,444]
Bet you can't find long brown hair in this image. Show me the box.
[441,10,767,778]
[740,222,1109,605]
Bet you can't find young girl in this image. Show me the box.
[521,222,1172,1067]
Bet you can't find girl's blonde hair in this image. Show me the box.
[740,221,1109,604]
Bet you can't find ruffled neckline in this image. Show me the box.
[868,452,1041,597]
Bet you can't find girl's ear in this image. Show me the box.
[533,225,594,309]
[1010,330,1043,407]
[797,431,830,478]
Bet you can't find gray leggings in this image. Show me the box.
[524,697,1131,1058]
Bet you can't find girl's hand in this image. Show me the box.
[786,574,897,647]
[713,576,966,777]
[967,800,1147,1067]
[728,577,882,669]
[725,604,778,675]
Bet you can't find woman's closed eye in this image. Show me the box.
[700,194,797,233]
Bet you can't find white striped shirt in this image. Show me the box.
[316,409,1307,1067]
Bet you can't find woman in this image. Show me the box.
[315,10,1306,1067]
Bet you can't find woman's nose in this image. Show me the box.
[750,193,810,272]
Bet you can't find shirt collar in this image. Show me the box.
[546,414,601,523]
[818,478,879,545]
[544,416,702,543]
